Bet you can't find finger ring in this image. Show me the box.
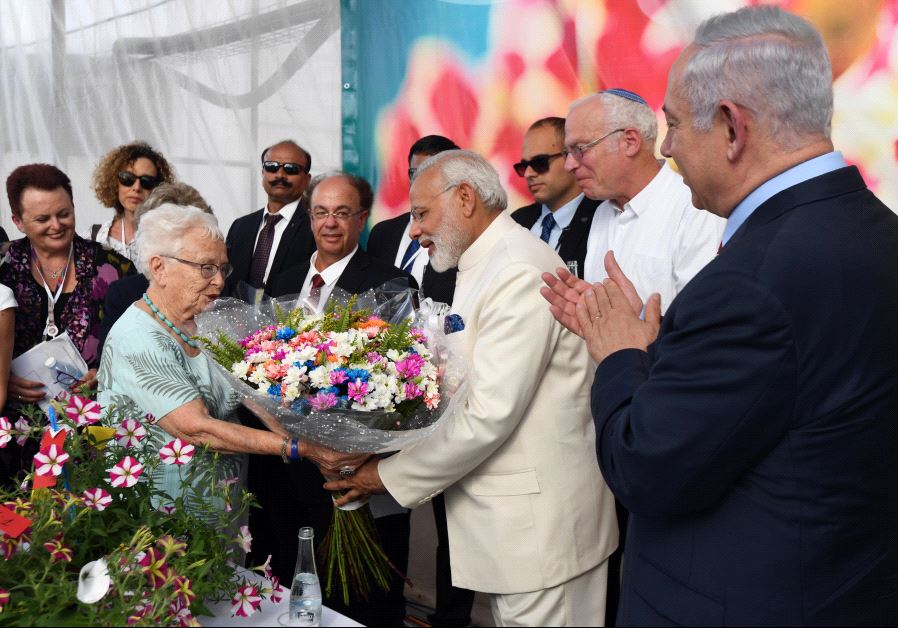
[339,466,355,478]
[593,314,602,320]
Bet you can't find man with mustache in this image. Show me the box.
[512,117,598,279]
[224,140,316,300]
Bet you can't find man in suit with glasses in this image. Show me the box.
[512,117,599,279]
[224,139,317,300]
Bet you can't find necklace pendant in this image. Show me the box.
[45,324,59,338]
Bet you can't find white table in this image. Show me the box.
[200,569,362,627]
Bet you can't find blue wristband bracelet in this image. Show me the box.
[290,439,300,461]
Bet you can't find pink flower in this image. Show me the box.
[410,328,427,343]
[158,504,177,515]
[43,535,73,563]
[405,382,423,400]
[108,456,143,488]
[82,488,113,511]
[171,603,197,627]
[424,391,441,410]
[13,418,30,446]
[269,576,283,603]
[0,417,12,449]
[366,352,384,364]
[0,587,9,610]
[237,525,253,553]
[65,395,102,427]
[34,444,69,477]
[330,369,348,385]
[126,602,153,626]
[115,419,146,447]
[144,412,157,425]
[171,575,196,607]
[0,533,29,560]
[159,439,195,465]
[231,584,262,618]
[258,554,273,578]
[347,379,369,403]
[396,354,425,379]
[137,548,170,588]
[310,391,338,411]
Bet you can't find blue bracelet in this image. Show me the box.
[290,439,300,461]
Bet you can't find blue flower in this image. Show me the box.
[276,327,296,341]
[444,314,465,334]
[344,368,370,382]
[267,383,282,397]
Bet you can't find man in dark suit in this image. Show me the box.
[365,134,477,627]
[224,139,316,300]
[543,6,898,625]
[255,172,414,627]
[366,135,459,306]
[511,117,597,279]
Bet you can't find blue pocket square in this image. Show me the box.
[444,313,465,334]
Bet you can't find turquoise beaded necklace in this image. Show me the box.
[143,293,199,348]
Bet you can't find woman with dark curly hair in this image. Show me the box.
[0,164,134,409]
[90,141,175,260]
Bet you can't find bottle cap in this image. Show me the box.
[298,527,314,540]
[44,357,58,368]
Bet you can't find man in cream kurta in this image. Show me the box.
[326,150,618,627]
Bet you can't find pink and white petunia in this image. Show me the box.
[114,419,146,447]
[34,444,69,477]
[159,439,195,465]
[13,418,30,446]
[108,456,143,488]
[236,525,253,553]
[231,584,262,618]
[0,417,12,449]
[65,395,102,427]
[82,488,113,511]
[268,575,283,603]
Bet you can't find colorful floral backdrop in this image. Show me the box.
[341,0,898,228]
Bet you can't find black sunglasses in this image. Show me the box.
[513,152,564,177]
[262,161,309,176]
[117,171,161,190]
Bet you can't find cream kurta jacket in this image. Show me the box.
[379,211,618,594]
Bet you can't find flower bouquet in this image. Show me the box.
[0,397,279,626]
[196,286,467,604]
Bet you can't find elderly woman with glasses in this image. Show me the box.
[90,141,175,260]
[97,204,361,514]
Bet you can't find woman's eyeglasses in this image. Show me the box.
[117,171,161,190]
[165,256,234,280]
[262,161,309,176]
[513,153,564,177]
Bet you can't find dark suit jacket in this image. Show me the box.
[511,196,599,279]
[249,248,415,586]
[224,204,315,298]
[591,167,898,625]
[366,212,457,305]
[98,274,150,354]
[0,226,8,243]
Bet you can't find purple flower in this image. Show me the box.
[396,354,425,379]
[405,382,423,400]
[366,352,383,365]
[310,392,338,411]
[329,369,348,385]
[347,379,369,403]
[91,263,119,300]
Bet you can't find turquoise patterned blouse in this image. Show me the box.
[97,305,245,519]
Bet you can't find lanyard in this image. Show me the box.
[32,243,74,339]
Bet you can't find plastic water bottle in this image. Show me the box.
[289,527,321,627]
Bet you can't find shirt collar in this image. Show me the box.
[607,160,669,218]
[263,198,300,224]
[539,193,584,229]
[458,212,516,272]
[309,245,359,285]
[722,151,847,245]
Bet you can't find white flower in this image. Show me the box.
[293,346,318,363]
[309,366,332,389]
[248,351,270,364]
[283,365,308,386]
[283,384,301,402]
[386,349,403,362]
[77,558,111,604]
[236,525,253,552]
[231,361,251,379]
[248,368,269,386]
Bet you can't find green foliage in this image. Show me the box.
[199,329,247,370]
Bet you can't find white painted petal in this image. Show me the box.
[77,558,111,604]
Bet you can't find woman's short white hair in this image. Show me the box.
[682,6,833,145]
[413,149,507,212]
[134,204,223,277]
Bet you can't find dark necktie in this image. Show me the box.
[400,239,421,273]
[309,273,326,309]
[248,213,283,288]
[539,212,557,243]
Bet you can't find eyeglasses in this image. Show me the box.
[410,185,458,223]
[562,129,626,162]
[308,209,364,222]
[513,152,564,177]
[262,161,309,176]
[165,256,233,279]
[408,167,417,180]
[117,171,161,190]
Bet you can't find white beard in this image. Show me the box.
[427,211,469,272]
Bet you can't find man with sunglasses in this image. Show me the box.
[512,117,598,279]
[223,139,316,300]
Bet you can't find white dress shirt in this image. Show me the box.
[583,162,725,314]
[392,220,429,286]
[528,193,584,252]
[253,199,300,285]
[0,283,16,310]
[296,246,359,313]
